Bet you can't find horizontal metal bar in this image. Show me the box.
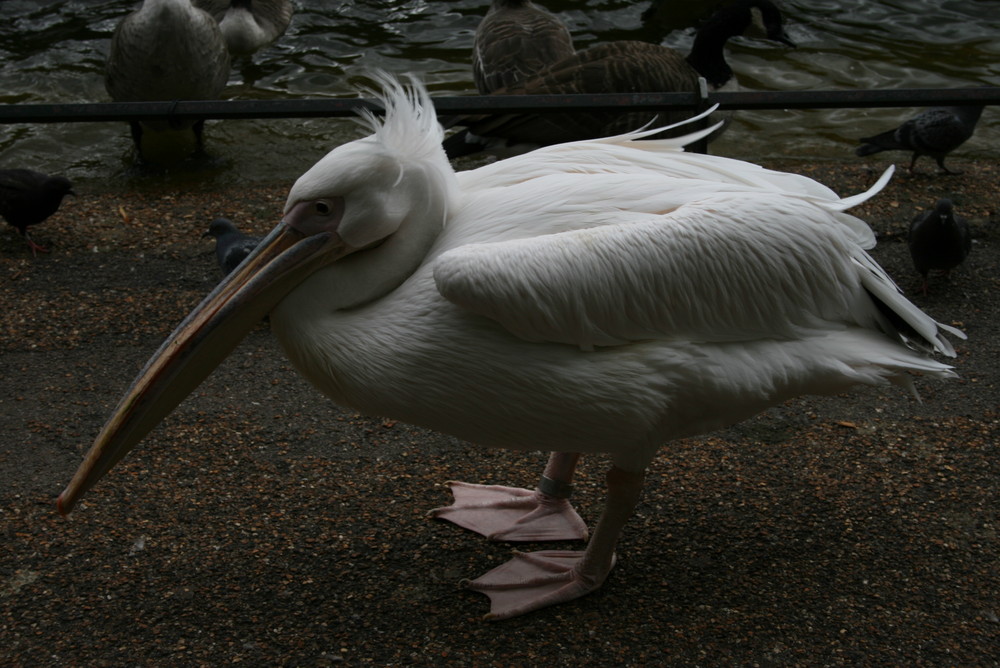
[709,87,999,110]
[0,87,996,124]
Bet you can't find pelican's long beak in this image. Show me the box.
[57,221,343,515]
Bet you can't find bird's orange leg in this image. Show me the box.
[24,232,50,257]
[464,466,645,620]
[428,452,588,542]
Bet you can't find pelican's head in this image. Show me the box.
[284,77,455,258]
[57,75,454,514]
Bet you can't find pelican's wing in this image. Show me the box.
[434,188,950,355]
[458,135,892,250]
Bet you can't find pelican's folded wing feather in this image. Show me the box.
[458,137,890,250]
[434,192,879,350]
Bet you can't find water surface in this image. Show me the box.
[0,0,996,189]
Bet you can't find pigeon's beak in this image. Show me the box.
[57,220,350,515]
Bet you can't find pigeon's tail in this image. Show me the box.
[855,142,885,157]
[855,128,905,156]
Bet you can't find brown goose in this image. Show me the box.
[105,0,231,158]
[473,0,575,94]
[194,0,293,57]
[445,0,794,158]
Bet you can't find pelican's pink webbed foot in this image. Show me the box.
[463,550,614,620]
[428,481,589,542]
[463,466,645,620]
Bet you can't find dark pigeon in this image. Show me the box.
[908,198,971,294]
[855,106,984,175]
[203,217,261,275]
[0,168,74,256]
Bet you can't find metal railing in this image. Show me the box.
[0,87,996,125]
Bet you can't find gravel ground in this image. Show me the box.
[1,157,998,666]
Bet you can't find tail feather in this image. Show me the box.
[856,128,906,156]
[855,252,965,358]
[830,165,894,211]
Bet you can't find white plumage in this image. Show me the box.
[59,76,962,621]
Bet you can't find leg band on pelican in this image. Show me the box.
[538,475,574,499]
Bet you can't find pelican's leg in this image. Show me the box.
[465,466,645,620]
[428,452,588,542]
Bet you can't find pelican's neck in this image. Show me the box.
[276,152,457,317]
[267,208,443,411]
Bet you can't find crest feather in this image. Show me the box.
[356,72,444,161]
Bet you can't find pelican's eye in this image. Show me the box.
[283,197,345,237]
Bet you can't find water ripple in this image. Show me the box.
[0,0,996,186]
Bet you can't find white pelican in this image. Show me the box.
[105,0,231,157]
[58,76,963,621]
